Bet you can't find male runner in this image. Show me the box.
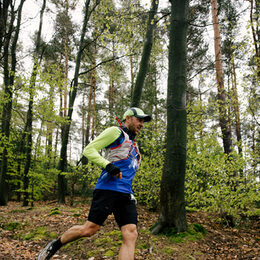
[37,107,151,260]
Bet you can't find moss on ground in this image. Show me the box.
[94,237,112,246]
[48,207,61,215]
[18,226,57,240]
[104,229,122,238]
[163,246,177,255]
[160,223,207,243]
[2,221,24,231]
[86,249,100,258]
[104,248,116,257]
[136,242,150,249]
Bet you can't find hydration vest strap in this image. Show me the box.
[116,116,122,128]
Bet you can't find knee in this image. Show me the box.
[81,222,99,237]
[122,225,138,243]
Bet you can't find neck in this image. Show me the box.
[122,125,136,140]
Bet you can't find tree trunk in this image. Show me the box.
[229,43,242,156]
[84,41,97,149]
[131,0,159,107]
[211,0,232,155]
[91,44,96,140]
[227,75,232,140]
[109,40,115,121]
[22,89,33,206]
[64,0,69,118]
[85,71,93,147]
[46,86,54,164]
[57,0,97,203]
[23,0,46,206]
[0,0,25,206]
[130,53,134,98]
[152,0,189,234]
[82,93,86,152]
[249,0,260,78]
[0,0,11,56]
[0,4,15,206]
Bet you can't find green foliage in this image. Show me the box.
[186,135,260,219]
[28,166,60,201]
[133,121,166,210]
[186,99,260,222]
[78,164,101,196]
[2,2,258,222]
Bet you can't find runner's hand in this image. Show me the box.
[105,163,122,179]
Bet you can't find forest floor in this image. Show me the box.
[0,199,259,260]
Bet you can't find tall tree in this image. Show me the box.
[22,0,46,206]
[220,0,243,157]
[57,0,100,203]
[51,0,77,128]
[0,0,25,206]
[152,0,189,234]
[131,0,159,107]
[211,0,232,155]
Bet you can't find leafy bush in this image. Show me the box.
[133,122,165,210]
[186,132,260,221]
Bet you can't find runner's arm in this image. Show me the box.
[82,126,121,168]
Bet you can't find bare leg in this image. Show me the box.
[119,224,138,260]
[60,221,100,245]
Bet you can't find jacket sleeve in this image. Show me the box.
[82,126,121,168]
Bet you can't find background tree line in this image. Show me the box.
[0,0,259,233]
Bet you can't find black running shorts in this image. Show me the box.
[88,189,138,228]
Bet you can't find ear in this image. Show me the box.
[125,115,131,121]
[124,115,132,126]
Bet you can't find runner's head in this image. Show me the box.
[123,107,151,135]
[122,107,151,122]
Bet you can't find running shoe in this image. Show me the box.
[37,240,57,260]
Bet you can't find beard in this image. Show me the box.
[122,125,136,140]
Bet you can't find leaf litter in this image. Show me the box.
[0,200,259,259]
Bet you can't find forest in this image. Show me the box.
[0,0,259,259]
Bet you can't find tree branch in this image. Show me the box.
[78,53,135,77]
